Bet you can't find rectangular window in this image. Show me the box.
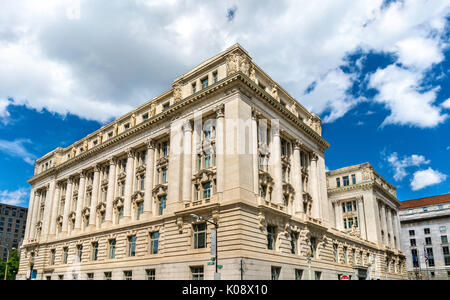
[271,266,281,280]
[63,247,68,264]
[163,102,170,110]
[76,245,83,263]
[104,272,112,280]
[267,225,276,250]
[426,248,434,267]
[310,237,317,258]
[192,83,197,94]
[201,77,208,89]
[191,266,204,280]
[443,246,450,266]
[333,244,339,262]
[161,168,167,183]
[109,239,116,259]
[92,242,98,261]
[146,269,156,280]
[315,271,322,280]
[202,182,211,199]
[409,230,415,236]
[118,207,124,222]
[213,71,218,83]
[351,174,356,184]
[411,249,419,267]
[162,142,169,157]
[410,239,416,247]
[425,237,432,245]
[346,202,352,212]
[137,202,144,220]
[124,271,132,280]
[50,249,55,265]
[295,269,303,280]
[140,175,145,190]
[336,178,341,187]
[128,236,136,257]
[158,196,167,216]
[87,273,94,280]
[150,232,159,254]
[142,113,149,120]
[424,228,430,235]
[193,223,207,249]
[291,232,298,254]
[440,226,447,233]
[442,235,448,244]
[343,176,349,186]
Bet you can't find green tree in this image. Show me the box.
[0,249,19,280]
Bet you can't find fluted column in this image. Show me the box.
[272,126,283,205]
[387,208,394,248]
[49,182,61,237]
[357,196,367,240]
[216,104,226,197]
[41,180,55,238]
[143,140,155,218]
[28,191,40,240]
[182,121,192,204]
[74,172,86,232]
[251,108,259,196]
[393,211,401,250]
[104,158,116,226]
[334,201,341,230]
[379,202,388,246]
[89,165,100,228]
[309,153,320,219]
[62,178,73,234]
[292,140,304,214]
[123,149,135,222]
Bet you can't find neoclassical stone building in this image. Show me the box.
[18,44,406,280]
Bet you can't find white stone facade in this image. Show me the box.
[18,44,406,280]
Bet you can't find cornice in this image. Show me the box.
[28,72,329,184]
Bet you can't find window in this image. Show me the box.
[63,247,69,264]
[425,237,432,245]
[142,113,149,120]
[150,232,159,254]
[336,178,341,187]
[423,207,428,212]
[443,246,450,266]
[76,245,83,263]
[411,249,419,268]
[271,267,281,280]
[291,232,298,254]
[192,83,197,94]
[346,202,353,212]
[109,239,116,259]
[442,235,448,244]
[117,207,124,222]
[124,271,132,280]
[158,196,167,216]
[146,269,156,280]
[92,242,98,261]
[426,248,434,267]
[333,244,339,262]
[440,226,447,233]
[193,223,207,249]
[438,204,444,210]
[137,201,144,220]
[191,266,204,280]
[408,209,413,214]
[58,275,64,280]
[424,228,430,235]
[343,246,348,264]
[213,71,218,83]
[104,272,112,280]
[201,77,208,89]
[310,237,317,258]
[267,225,276,250]
[161,168,167,183]
[128,236,137,257]
[409,230,415,236]
[87,273,94,280]
[314,271,322,280]
[351,174,356,184]
[124,123,130,130]
[410,239,416,247]
[50,249,56,265]
[163,102,170,110]
[295,269,303,280]
[202,182,211,199]
[343,176,349,186]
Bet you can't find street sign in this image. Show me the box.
[218,265,223,269]
[207,262,215,266]
[340,274,350,280]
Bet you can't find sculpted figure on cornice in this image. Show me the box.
[362,167,374,181]
[270,83,280,101]
[150,103,156,117]
[305,113,322,135]
[173,82,183,103]
[131,113,136,127]
[226,50,253,78]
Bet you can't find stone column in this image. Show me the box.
[24,190,35,240]
[379,202,388,246]
[357,196,367,240]
[41,179,55,238]
[104,158,116,226]
[309,153,320,219]
[272,125,283,205]
[387,208,394,248]
[143,140,155,218]
[29,191,40,240]
[74,172,86,232]
[216,104,226,197]
[334,201,341,230]
[182,121,192,204]
[251,108,259,196]
[49,182,61,237]
[393,211,401,250]
[89,165,101,228]
[123,149,135,221]
[292,140,304,214]
[62,178,73,234]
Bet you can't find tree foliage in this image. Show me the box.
[0,249,19,280]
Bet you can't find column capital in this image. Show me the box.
[93,164,101,173]
[182,120,192,133]
[108,157,117,166]
[126,148,135,158]
[293,140,302,150]
[310,152,319,161]
[215,104,225,118]
[251,106,260,120]
[80,170,87,178]
[147,139,156,150]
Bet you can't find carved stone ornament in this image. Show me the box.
[226,50,253,77]
[305,113,322,135]
[258,212,266,230]
[173,82,183,103]
[270,83,280,101]
[176,216,183,233]
[152,184,168,197]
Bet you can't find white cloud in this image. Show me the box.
[0,99,10,124]
[442,99,450,109]
[0,188,29,206]
[410,168,447,191]
[0,0,448,126]
[0,139,36,165]
[387,152,430,181]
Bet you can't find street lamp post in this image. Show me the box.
[190,214,219,279]
[0,246,15,281]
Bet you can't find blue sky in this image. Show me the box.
[0,0,449,207]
